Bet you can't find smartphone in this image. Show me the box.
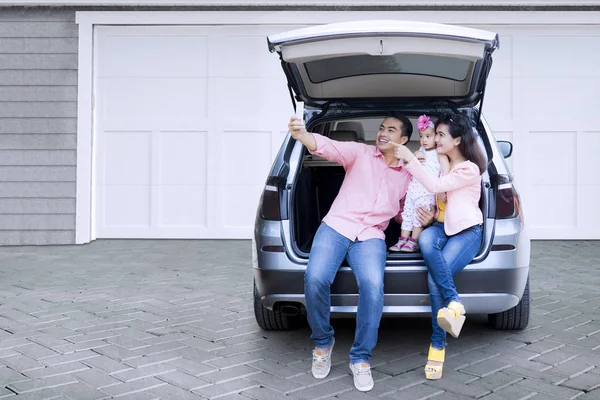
[295,101,304,120]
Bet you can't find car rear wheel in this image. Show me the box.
[488,277,530,330]
[253,281,306,330]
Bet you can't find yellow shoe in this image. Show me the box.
[437,301,466,338]
[424,345,445,380]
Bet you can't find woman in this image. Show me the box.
[393,113,487,380]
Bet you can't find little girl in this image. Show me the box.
[390,115,448,252]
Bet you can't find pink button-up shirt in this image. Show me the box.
[309,134,412,241]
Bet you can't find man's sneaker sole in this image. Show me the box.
[312,367,331,379]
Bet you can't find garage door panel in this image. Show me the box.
[527,131,575,186]
[577,131,600,185]
[100,78,209,126]
[158,131,208,186]
[104,131,151,186]
[219,130,272,185]
[212,76,290,124]
[514,35,600,78]
[527,186,576,228]
[159,186,207,227]
[221,184,263,228]
[103,186,151,227]
[517,78,600,131]
[211,35,284,78]
[578,186,600,230]
[483,77,512,130]
[98,35,209,78]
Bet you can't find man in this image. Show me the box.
[288,114,415,392]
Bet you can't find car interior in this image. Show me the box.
[293,115,489,258]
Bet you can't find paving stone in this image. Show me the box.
[577,387,600,400]
[166,357,218,376]
[8,374,77,394]
[518,378,584,399]
[53,340,110,354]
[98,377,167,397]
[122,351,182,368]
[288,380,351,400]
[381,382,443,399]
[192,377,259,398]
[3,388,62,400]
[546,357,596,378]
[559,370,600,391]
[147,383,207,399]
[0,354,44,372]
[73,368,123,389]
[249,359,304,378]
[41,350,99,367]
[110,362,176,382]
[240,386,286,400]
[93,344,141,362]
[82,355,132,374]
[155,369,210,390]
[199,364,260,384]
[458,357,512,378]
[0,365,30,385]
[53,382,110,400]
[23,361,89,379]
[244,371,303,393]
[475,382,537,400]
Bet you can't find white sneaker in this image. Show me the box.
[349,362,374,392]
[311,340,334,379]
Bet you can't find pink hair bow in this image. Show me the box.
[417,115,434,131]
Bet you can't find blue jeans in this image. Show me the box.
[304,223,386,364]
[418,222,483,350]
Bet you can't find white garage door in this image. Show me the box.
[480,25,600,239]
[93,23,600,240]
[94,25,296,238]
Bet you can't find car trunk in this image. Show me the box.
[291,140,490,260]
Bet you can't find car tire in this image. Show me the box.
[253,281,305,330]
[488,277,530,330]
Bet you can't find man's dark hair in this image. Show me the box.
[388,112,413,140]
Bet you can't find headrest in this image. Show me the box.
[336,121,365,140]
[329,130,359,142]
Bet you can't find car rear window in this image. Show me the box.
[304,54,471,83]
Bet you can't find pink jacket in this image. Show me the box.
[405,158,482,236]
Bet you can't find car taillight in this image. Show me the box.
[496,175,523,228]
[259,176,285,221]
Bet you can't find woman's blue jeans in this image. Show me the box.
[418,222,483,350]
[304,223,386,364]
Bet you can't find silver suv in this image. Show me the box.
[253,20,530,331]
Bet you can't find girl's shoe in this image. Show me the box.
[389,237,409,252]
[400,238,419,252]
[437,301,466,338]
[424,345,445,380]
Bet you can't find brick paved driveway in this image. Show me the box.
[0,240,598,400]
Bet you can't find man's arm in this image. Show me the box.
[288,116,317,151]
[287,116,362,168]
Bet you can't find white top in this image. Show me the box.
[420,146,441,178]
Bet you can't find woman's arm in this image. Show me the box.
[404,158,480,194]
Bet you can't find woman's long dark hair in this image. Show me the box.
[435,113,487,174]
